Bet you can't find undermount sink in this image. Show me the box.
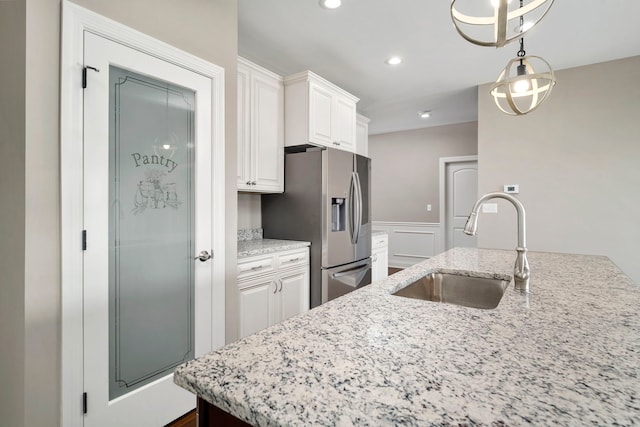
[392,272,510,310]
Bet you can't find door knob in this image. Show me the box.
[194,250,212,262]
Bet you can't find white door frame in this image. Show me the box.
[60,2,226,425]
[438,155,478,253]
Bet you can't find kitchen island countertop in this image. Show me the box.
[175,248,639,426]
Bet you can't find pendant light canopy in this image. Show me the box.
[450,0,554,47]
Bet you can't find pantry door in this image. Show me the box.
[82,31,212,426]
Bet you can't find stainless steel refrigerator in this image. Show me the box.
[262,146,371,308]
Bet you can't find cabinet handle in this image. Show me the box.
[251,181,257,185]
[273,281,278,294]
[333,141,340,146]
[278,279,283,293]
[246,181,251,185]
[282,257,300,263]
[250,265,264,271]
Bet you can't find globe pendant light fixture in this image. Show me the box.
[489,4,555,115]
[450,0,554,47]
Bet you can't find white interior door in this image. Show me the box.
[445,160,478,250]
[82,31,213,426]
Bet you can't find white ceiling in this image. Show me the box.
[238,1,640,135]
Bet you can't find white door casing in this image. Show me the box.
[439,156,478,252]
[61,2,225,426]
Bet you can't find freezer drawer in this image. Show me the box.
[322,258,372,303]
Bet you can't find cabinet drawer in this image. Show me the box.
[276,248,309,270]
[372,235,388,250]
[237,254,275,279]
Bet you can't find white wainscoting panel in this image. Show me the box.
[372,222,443,268]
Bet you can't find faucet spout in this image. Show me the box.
[463,192,531,293]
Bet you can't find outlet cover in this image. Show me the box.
[482,203,498,213]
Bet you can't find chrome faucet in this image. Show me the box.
[463,192,530,293]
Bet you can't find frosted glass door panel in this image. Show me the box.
[108,66,195,400]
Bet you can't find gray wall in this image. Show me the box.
[478,55,640,285]
[0,1,238,425]
[0,1,26,426]
[368,122,478,223]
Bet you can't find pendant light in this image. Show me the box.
[489,2,555,115]
[450,0,554,47]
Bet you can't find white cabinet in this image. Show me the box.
[356,113,370,157]
[284,71,359,152]
[237,57,284,193]
[237,247,310,338]
[371,234,389,282]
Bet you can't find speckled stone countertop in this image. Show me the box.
[175,248,639,426]
[372,230,388,237]
[237,238,310,258]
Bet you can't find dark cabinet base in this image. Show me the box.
[197,397,252,427]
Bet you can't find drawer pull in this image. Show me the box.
[283,257,300,263]
[239,264,266,273]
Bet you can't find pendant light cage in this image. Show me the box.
[450,0,554,47]
[490,55,555,115]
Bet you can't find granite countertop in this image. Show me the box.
[372,230,388,238]
[237,238,310,259]
[175,248,639,426]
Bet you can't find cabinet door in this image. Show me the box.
[372,249,389,282]
[371,251,380,282]
[334,96,356,152]
[237,64,252,190]
[239,278,275,338]
[309,83,334,147]
[251,71,284,192]
[356,115,369,156]
[378,248,389,279]
[276,268,310,324]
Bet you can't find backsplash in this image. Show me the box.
[238,228,263,241]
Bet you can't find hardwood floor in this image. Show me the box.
[165,409,196,427]
[388,267,403,275]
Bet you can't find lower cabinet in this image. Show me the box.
[238,247,310,338]
[371,234,389,282]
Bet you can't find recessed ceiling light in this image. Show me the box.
[418,111,431,119]
[385,56,402,65]
[320,0,341,9]
[513,21,534,33]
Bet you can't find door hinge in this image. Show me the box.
[82,392,88,414]
[82,230,87,251]
[82,66,100,89]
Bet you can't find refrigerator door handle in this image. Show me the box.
[348,172,357,244]
[331,259,372,279]
[353,171,363,244]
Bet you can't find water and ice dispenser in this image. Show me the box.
[331,198,346,232]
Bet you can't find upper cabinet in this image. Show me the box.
[284,71,359,153]
[237,57,284,193]
[356,113,370,157]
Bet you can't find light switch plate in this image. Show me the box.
[482,203,498,213]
